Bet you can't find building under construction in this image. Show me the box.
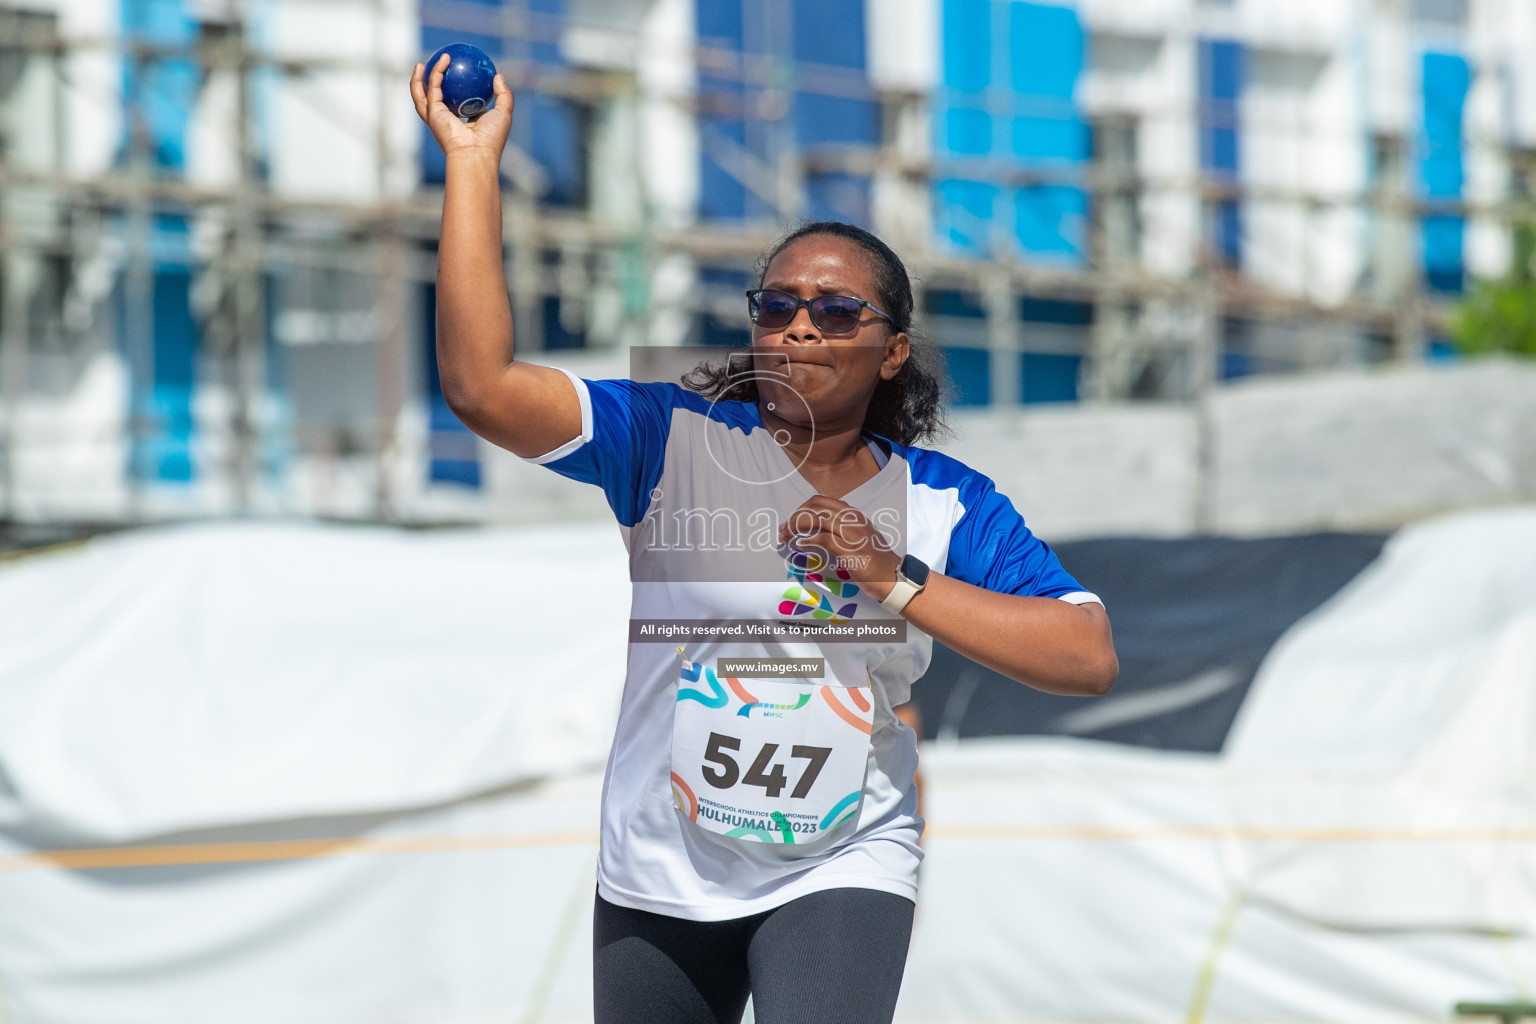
[1,0,1531,526]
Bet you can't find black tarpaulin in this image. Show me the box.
[908,532,1389,752]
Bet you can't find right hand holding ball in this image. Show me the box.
[410,43,513,159]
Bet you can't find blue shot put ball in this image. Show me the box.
[426,42,498,120]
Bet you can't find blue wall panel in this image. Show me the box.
[1420,51,1469,294]
[121,0,200,483]
[1020,352,1080,403]
[696,0,874,225]
[945,108,992,155]
[134,268,198,482]
[522,1,581,205]
[1014,186,1087,259]
[1007,1,1087,185]
[699,267,752,347]
[699,116,752,221]
[697,2,745,56]
[525,94,584,206]
[930,289,989,406]
[943,347,991,406]
[1008,3,1077,96]
[1198,38,1245,268]
[696,0,763,221]
[936,0,1088,261]
[121,0,197,172]
[541,295,586,350]
[935,179,1000,253]
[942,0,991,93]
[1019,297,1089,402]
[794,0,877,226]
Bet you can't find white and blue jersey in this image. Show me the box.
[525,369,1100,920]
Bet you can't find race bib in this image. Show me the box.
[669,660,874,845]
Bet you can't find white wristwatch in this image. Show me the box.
[879,554,930,615]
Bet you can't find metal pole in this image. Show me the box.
[1087,118,1138,401]
[984,265,1019,408]
[374,0,405,520]
[125,44,155,519]
[376,230,406,521]
[232,11,265,513]
[0,257,26,526]
[1191,276,1219,533]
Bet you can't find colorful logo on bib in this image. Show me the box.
[705,797,859,841]
[787,550,859,596]
[819,685,874,735]
[670,772,699,821]
[778,585,858,623]
[732,681,812,719]
[819,790,861,832]
[676,660,728,708]
[677,663,812,720]
[778,551,859,622]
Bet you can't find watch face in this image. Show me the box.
[899,553,930,587]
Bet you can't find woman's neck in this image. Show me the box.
[759,402,867,468]
[759,401,882,498]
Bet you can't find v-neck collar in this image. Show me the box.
[757,406,901,501]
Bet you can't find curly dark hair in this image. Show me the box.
[680,221,951,446]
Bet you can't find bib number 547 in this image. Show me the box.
[701,732,831,799]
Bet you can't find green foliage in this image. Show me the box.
[1451,222,1536,357]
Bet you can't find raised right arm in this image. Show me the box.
[410,56,582,459]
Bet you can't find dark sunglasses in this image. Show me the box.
[746,289,892,335]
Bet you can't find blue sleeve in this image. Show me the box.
[529,374,678,527]
[946,476,1091,600]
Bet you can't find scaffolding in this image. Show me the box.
[0,0,1521,529]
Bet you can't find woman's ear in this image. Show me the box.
[880,331,910,381]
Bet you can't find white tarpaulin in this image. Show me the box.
[1,511,1534,1023]
[0,521,632,843]
[901,507,1536,1022]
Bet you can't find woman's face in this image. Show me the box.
[752,235,909,436]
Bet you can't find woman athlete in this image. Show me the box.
[412,57,1118,1024]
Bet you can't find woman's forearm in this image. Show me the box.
[778,495,1118,696]
[436,150,514,418]
[898,572,1117,696]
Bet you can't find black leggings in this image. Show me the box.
[593,887,915,1024]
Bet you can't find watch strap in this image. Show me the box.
[880,576,921,615]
